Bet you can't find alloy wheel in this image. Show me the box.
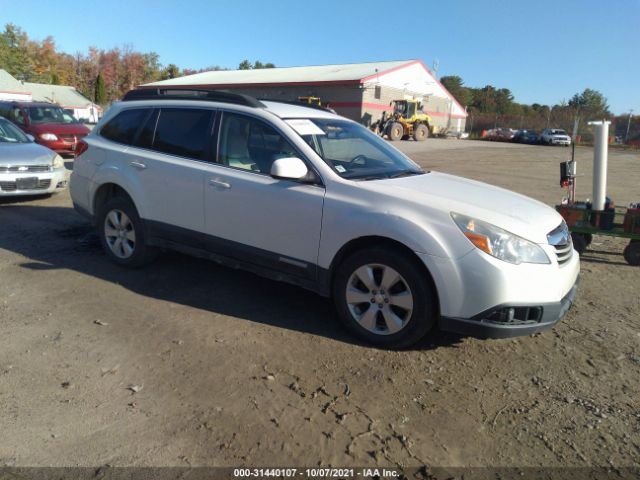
[345,263,413,335]
[103,209,136,259]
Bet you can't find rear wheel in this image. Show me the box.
[333,248,436,348]
[98,196,158,268]
[387,122,404,141]
[413,124,429,141]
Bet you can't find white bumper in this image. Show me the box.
[418,245,580,319]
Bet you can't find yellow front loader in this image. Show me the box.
[375,99,433,141]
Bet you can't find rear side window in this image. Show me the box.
[100,109,151,145]
[152,108,213,160]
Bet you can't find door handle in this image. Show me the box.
[130,161,147,170]
[209,178,231,189]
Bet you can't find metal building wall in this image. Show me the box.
[212,85,365,122]
[361,84,466,132]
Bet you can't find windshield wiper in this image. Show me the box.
[388,169,425,179]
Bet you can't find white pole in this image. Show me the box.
[588,120,611,211]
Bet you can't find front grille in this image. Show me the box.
[0,165,51,173]
[59,134,86,143]
[547,221,573,265]
[553,243,573,264]
[0,179,51,191]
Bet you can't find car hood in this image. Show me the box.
[0,142,55,166]
[28,123,90,135]
[361,172,563,244]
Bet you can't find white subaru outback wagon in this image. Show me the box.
[70,89,579,348]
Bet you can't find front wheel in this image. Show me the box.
[571,232,588,255]
[387,122,404,141]
[333,248,436,348]
[623,240,640,266]
[98,196,158,268]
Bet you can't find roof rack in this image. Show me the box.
[122,88,265,108]
[258,98,335,113]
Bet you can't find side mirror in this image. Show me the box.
[26,134,35,142]
[270,157,309,181]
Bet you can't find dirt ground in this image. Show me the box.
[0,140,639,471]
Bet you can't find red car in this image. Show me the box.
[0,101,90,156]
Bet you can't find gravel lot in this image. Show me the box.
[0,140,639,470]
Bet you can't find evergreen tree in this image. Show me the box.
[94,73,106,105]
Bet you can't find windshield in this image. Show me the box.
[296,118,424,180]
[551,129,567,135]
[0,118,30,143]
[27,105,78,125]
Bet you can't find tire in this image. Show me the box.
[623,240,640,266]
[584,233,593,247]
[387,122,404,141]
[413,124,429,141]
[571,232,587,255]
[97,196,158,268]
[332,248,437,348]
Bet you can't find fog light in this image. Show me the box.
[487,307,515,322]
[484,306,543,323]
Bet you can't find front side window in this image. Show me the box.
[297,118,423,180]
[101,108,151,145]
[152,108,213,160]
[219,112,299,174]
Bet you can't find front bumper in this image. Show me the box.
[417,242,580,339]
[550,138,571,145]
[0,168,68,196]
[439,276,579,338]
[36,138,81,156]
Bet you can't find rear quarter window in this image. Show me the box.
[100,109,152,145]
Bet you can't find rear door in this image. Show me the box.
[112,107,215,238]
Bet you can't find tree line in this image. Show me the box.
[0,23,275,106]
[440,75,638,141]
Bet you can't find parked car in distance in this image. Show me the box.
[70,89,579,348]
[512,129,539,144]
[0,117,68,196]
[540,128,571,146]
[487,128,515,142]
[0,101,90,156]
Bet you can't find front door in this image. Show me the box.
[204,112,325,280]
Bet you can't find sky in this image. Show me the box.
[1,0,638,114]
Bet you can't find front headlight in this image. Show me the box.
[52,154,64,169]
[39,133,58,141]
[451,212,550,265]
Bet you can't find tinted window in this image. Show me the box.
[133,109,158,149]
[0,104,11,120]
[101,109,151,145]
[219,112,298,174]
[152,108,213,160]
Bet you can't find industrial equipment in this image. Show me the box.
[556,120,640,265]
[374,99,433,141]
